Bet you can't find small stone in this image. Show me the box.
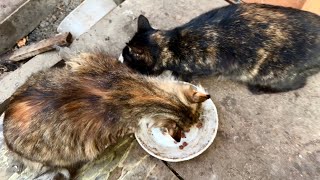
[182,142,188,147]
[40,22,46,28]
[63,0,70,5]
[179,145,184,150]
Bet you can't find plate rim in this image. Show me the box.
[134,83,219,162]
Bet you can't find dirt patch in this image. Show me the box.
[0,0,83,79]
[27,0,84,43]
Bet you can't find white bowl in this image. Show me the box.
[135,84,218,162]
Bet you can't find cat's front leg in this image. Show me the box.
[171,71,180,79]
[172,71,193,82]
[180,74,193,82]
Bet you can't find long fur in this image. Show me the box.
[3,53,209,178]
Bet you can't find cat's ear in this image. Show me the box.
[184,86,210,103]
[137,15,153,32]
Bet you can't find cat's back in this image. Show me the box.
[172,3,320,81]
[235,4,320,32]
[184,3,320,32]
[180,3,320,56]
[4,55,133,127]
[10,54,133,102]
[3,54,139,165]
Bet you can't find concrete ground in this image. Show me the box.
[0,0,319,179]
[0,0,25,21]
[0,0,59,53]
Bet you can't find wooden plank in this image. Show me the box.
[0,0,26,21]
[4,32,72,62]
[0,0,59,53]
[242,0,306,9]
[301,0,320,14]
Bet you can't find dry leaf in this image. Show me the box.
[17,37,28,48]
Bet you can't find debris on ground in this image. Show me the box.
[16,37,28,48]
[28,0,83,44]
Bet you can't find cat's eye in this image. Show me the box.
[133,49,144,57]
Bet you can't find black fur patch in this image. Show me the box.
[123,3,320,93]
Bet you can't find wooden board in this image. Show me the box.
[301,0,320,14]
[242,0,306,9]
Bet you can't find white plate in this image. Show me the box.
[135,84,218,162]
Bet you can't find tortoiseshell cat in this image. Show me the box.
[3,53,209,179]
[122,3,320,94]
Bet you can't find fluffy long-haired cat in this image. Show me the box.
[122,3,320,94]
[3,53,210,179]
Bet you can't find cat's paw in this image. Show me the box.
[247,84,267,95]
[9,163,25,174]
[248,84,288,94]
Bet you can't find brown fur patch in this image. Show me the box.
[151,32,174,67]
[4,53,206,171]
[7,101,34,130]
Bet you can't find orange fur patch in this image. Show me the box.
[8,101,35,130]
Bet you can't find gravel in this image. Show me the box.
[0,0,124,79]
[0,0,83,79]
[27,0,84,43]
[28,0,124,43]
